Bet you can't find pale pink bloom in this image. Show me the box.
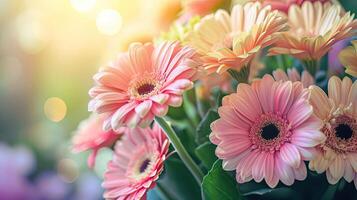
[308,76,357,189]
[269,1,357,60]
[273,68,315,88]
[89,41,200,130]
[257,0,329,13]
[181,0,224,17]
[102,124,169,200]
[72,114,124,168]
[210,75,325,188]
[186,2,288,74]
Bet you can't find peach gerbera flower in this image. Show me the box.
[273,68,315,88]
[186,2,288,74]
[339,40,357,77]
[72,114,124,168]
[89,41,200,130]
[102,124,169,200]
[210,75,325,188]
[308,76,357,189]
[269,1,357,61]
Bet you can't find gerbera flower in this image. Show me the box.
[186,2,288,74]
[210,75,325,188]
[273,68,315,88]
[102,124,169,200]
[339,40,357,77]
[257,0,329,13]
[88,41,200,130]
[269,1,357,61]
[72,114,124,168]
[308,76,357,189]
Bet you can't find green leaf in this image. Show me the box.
[202,160,241,200]
[157,157,201,200]
[196,109,219,144]
[195,142,217,169]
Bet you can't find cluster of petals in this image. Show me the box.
[186,2,288,74]
[210,75,325,188]
[339,40,357,77]
[269,1,357,61]
[88,41,201,130]
[72,114,124,168]
[308,76,357,189]
[273,68,315,88]
[102,124,169,200]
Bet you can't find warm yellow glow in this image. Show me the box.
[44,97,67,122]
[96,9,122,36]
[70,0,96,13]
[15,10,47,54]
[57,158,79,183]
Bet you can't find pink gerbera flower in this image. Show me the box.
[273,68,315,88]
[258,0,329,13]
[102,124,169,200]
[72,114,124,168]
[210,75,325,188]
[89,41,200,130]
[308,76,357,189]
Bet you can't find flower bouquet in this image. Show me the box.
[72,0,357,199]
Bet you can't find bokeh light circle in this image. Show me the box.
[44,97,67,122]
[96,9,122,36]
[70,0,96,13]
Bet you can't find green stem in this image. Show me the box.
[195,83,207,118]
[302,60,319,76]
[155,117,204,184]
[183,92,199,127]
[227,65,250,84]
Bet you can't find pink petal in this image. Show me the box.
[291,129,325,147]
[275,154,295,186]
[135,100,152,118]
[264,153,277,188]
[252,152,267,182]
[151,103,169,117]
[294,161,307,181]
[111,102,137,131]
[150,94,169,104]
[280,143,301,168]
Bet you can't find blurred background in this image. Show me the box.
[1,0,357,199]
[0,0,181,199]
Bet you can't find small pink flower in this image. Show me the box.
[102,124,169,200]
[89,41,200,130]
[273,68,315,88]
[72,114,124,168]
[210,75,325,188]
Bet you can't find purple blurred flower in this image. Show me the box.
[328,38,350,75]
[0,143,37,200]
[35,172,70,200]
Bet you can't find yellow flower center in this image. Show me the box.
[129,74,162,100]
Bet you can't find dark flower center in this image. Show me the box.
[139,159,151,173]
[261,123,280,140]
[137,83,156,96]
[335,124,353,140]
